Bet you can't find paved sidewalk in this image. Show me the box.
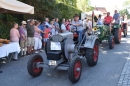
[118,53,130,86]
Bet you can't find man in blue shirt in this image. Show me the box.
[39,22,44,30]
[38,21,45,35]
[113,10,120,24]
[38,21,45,48]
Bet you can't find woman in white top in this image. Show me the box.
[34,20,43,53]
[10,23,20,61]
[50,21,57,36]
[97,14,103,25]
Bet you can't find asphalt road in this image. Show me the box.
[0,29,130,86]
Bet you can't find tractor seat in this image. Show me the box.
[73,33,78,37]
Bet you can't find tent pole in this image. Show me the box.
[92,11,94,28]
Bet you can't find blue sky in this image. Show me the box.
[90,0,125,10]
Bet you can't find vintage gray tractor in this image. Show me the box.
[27,31,99,83]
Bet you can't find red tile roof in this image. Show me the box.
[95,7,107,14]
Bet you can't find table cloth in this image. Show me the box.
[0,42,20,58]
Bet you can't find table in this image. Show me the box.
[0,42,20,60]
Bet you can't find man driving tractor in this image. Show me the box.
[71,14,83,44]
[104,12,113,26]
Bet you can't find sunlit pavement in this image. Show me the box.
[117,28,130,86]
[0,28,130,86]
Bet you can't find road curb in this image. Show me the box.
[117,53,130,86]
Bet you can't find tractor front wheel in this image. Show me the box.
[27,54,43,77]
[108,36,114,49]
[68,57,82,83]
[114,29,121,44]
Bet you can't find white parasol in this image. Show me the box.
[0,0,34,14]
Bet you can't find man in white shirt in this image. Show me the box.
[61,21,66,32]
[83,18,87,29]
[45,18,50,27]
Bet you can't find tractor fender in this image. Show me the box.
[84,36,99,49]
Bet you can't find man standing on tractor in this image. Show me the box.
[71,14,83,44]
[113,10,120,24]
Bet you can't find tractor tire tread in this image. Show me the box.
[27,54,43,77]
[114,29,120,44]
[85,41,98,66]
[68,57,82,83]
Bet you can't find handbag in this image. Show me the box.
[39,36,42,40]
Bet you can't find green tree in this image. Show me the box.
[120,9,130,18]
[120,0,130,18]
[123,0,130,9]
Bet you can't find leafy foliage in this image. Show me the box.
[119,0,130,19]
[123,0,130,9]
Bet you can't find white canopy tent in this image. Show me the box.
[0,0,34,14]
[81,10,103,20]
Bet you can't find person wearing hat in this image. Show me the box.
[27,19,30,24]
[19,21,27,56]
[71,14,83,44]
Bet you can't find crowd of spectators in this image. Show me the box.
[9,15,93,61]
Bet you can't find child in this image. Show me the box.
[43,25,50,48]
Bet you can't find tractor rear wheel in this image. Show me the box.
[27,54,43,77]
[68,57,82,83]
[114,29,121,44]
[85,40,99,66]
